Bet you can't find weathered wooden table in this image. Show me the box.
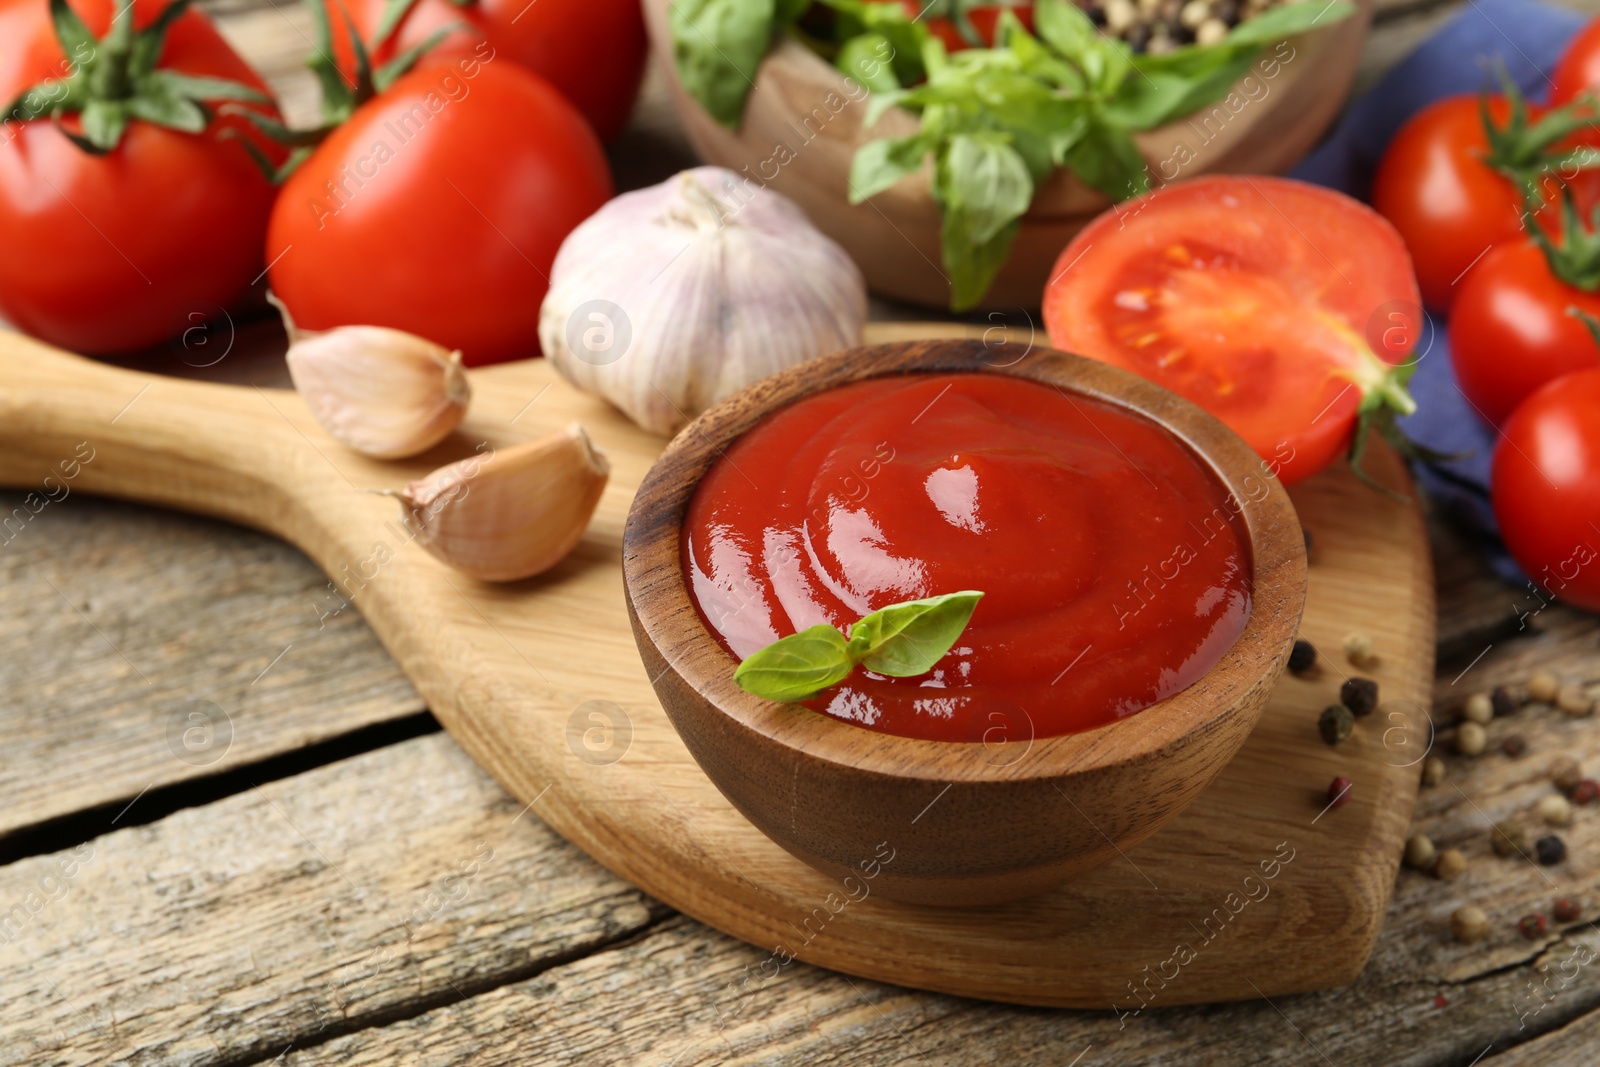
[4,1,1600,1062]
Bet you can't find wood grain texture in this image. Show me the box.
[638,0,1373,308]
[0,324,1429,1007]
[0,490,421,839]
[0,732,666,1067]
[625,339,1308,905]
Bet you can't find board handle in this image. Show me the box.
[0,330,314,538]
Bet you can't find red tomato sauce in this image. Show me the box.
[682,373,1254,741]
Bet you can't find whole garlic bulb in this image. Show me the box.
[275,294,470,459]
[539,167,867,436]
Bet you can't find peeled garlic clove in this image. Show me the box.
[401,423,609,582]
[539,166,867,436]
[281,302,471,459]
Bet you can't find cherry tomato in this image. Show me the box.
[1372,95,1600,314]
[1043,176,1422,486]
[1551,18,1600,107]
[325,0,647,141]
[1448,240,1600,426]
[0,0,281,354]
[1492,368,1600,612]
[267,54,612,366]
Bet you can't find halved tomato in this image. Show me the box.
[1042,176,1423,486]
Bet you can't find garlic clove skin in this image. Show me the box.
[286,324,471,460]
[539,166,867,437]
[401,423,610,582]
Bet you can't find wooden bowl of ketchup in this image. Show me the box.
[623,339,1307,906]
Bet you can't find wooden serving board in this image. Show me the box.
[0,323,1433,1009]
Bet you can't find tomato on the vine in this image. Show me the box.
[1551,18,1600,107]
[324,0,647,141]
[1372,93,1600,314]
[1492,368,1600,612]
[1448,239,1600,426]
[267,53,613,366]
[1043,176,1423,487]
[0,0,282,354]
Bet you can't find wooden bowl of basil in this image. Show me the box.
[641,0,1371,312]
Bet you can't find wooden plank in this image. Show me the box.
[0,490,421,840]
[0,732,665,1067]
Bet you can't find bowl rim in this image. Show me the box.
[622,339,1307,786]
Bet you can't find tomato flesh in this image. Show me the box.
[1492,368,1600,612]
[1044,176,1421,486]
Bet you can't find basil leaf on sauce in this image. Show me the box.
[848,590,985,677]
[733,624,856,702]
[732,591,984,703]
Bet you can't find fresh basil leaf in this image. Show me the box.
[935,135,1032,309]
[939,133,1033,245]
[670,0,777,128]
[1113,46,1257,128]
[1032,0,1100,69]
[733,624,856,702]
[849,131,935,202]
[775,0,810,23]
[1061,116,1149,202]
[817,0,930,84]
[847,591,984,677]
[837,32,900,94]
[1225,0,1355,46]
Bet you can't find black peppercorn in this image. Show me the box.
[1319,704,1354,745]
[1340,677,1378,717]
[1492,686,1517,717]
[1536,835,1567,865]
[1501,734,1526,757]
[1288,639,1316,675]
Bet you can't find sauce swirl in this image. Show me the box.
[683,373,1253,741]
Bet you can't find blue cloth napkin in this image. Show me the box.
[1289,0,1590,581]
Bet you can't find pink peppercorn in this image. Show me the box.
[1519,914,1548,939]
[1328,776,1353,807]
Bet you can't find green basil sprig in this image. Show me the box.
[849,0,1355,309]
[733,591,984,703]
[669,0,1354,311]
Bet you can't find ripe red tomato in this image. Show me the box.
[0,0,281,354]
[325,0,647,141]
[267,54,612,366]
[1372,95,1600,314]
[1492,368,1600,612]
[1043,176,1422,486]
[1448,240,1600,426]
[1551,19,1600,107]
